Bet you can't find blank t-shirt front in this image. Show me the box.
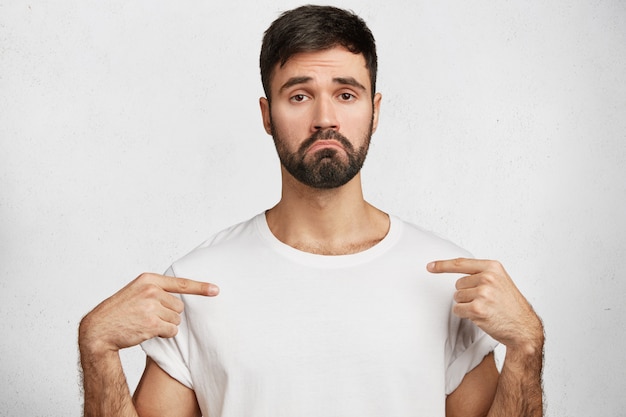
[142,213,498,417]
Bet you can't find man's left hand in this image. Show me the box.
[427,258,543,354]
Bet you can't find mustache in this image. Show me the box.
[298,130,354,154]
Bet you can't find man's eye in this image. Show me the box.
[291,94,307,102]
[339,93,355,101]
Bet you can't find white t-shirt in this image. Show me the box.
[142,213,498,416]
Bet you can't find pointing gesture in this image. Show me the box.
[427,258,543,354]
[79,273,219,356]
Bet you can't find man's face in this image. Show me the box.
[260,47,382,189]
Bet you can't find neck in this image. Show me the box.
[266,170,389,255]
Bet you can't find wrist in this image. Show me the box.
[509,312,544,352]
[506,339,543,362]
[78,315,119,361]
[504,323,545,368]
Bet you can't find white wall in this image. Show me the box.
[1,1,625,415]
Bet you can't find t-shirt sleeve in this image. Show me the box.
[140,266,194,389]
[444,303,499,395]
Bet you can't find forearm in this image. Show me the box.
[79,320,139,417]
[487,337,545,417]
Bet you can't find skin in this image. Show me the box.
[79,274,218,417]
[259,47,388,254]
[78,47,544,417]
[430,259,544,417]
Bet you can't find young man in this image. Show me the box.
[79,5,544,417]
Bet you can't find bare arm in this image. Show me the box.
[79,343,138,417]
[78,273,219,417]
[133,357,201,417]
[446,353,499,417]
[429,259,544,417]
[487,338,544,417]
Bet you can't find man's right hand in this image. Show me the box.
[79,273,219,356]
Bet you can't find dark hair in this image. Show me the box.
[260,5,378,100]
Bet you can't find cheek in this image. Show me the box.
[342,109,374,139]
[270,115,293,140]
[270,106,308,138]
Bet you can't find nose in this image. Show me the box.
[312,96,339,131]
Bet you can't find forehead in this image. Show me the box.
[271,47,370,92]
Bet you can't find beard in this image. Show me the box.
[271,118,373,189]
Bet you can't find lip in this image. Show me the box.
[307,140,344,154]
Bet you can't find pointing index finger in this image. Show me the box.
[427,258,491,275]
[157,275,220,296]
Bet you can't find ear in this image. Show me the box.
[372,93,383,133]
[259,97,272,135]
[371,92,382,134]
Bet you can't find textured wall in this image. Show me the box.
[1,1,625,415]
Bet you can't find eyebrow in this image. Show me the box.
[279,76,313,93]
[334,77,367,92]
[279,76,367,93]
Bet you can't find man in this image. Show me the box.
[79,5,544,417]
